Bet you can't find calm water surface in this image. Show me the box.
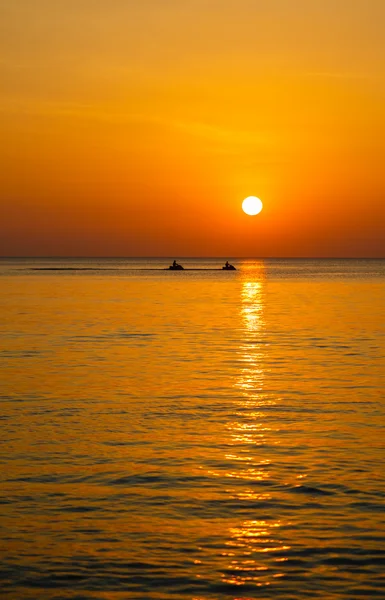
[1,258,385,599]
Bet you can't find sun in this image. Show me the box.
[242,196,263,216]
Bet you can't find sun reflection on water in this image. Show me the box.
[230,268,269,463]
[236,280,265,394]
[221,264,290,589]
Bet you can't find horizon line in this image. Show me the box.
[1,256,385,260]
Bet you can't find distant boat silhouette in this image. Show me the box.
[166,261,235,271]
[222,262,236,270]
[169,261,184,270]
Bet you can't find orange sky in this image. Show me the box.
[1,0,384,257]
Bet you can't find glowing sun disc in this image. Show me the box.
[242,196,263,215]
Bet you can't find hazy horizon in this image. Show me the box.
[1,255,385,260]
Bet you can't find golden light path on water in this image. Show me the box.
[222,266,290,589]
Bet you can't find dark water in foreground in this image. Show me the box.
[1,258,385,599]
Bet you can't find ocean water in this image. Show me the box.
[1,258,384,600]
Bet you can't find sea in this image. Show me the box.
[1,257,384,600]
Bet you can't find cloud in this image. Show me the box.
[303,71,372,80]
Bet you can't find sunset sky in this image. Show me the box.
[1,0,384,257]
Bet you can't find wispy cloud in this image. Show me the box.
[303,71,373,80]
[0,98,272,147]
[172,119,271,147]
